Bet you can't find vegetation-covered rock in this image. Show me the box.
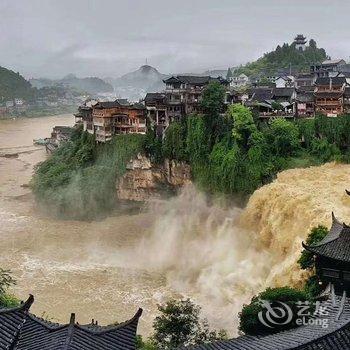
[31,127,145,219]
[234,39,327,77]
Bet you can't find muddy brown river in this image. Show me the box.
[0,115,169,335]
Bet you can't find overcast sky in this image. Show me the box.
[1,0,350,79]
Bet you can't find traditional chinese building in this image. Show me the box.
[303,212,350,295]
[294,34,307,51]
[344,87,350,114]
[314,77,346,117]
[74,105,93,134]
[163,75,229,121]
[0,295,142,350]
[295,87,315,117]
[92,99,146,142]
[144,92,169,136]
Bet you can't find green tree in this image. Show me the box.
[268,118,300,157]
[271,101,283,111]
[239,287,309,336]
[152,299,226,349]
[298,225,328,270]
[228,104,257,150]
[144,125,163,163]
[162,121,187,161]
[200,81,226,145]
[311,138,341,162]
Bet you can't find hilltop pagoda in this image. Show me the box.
[294,34,307,51]
[0,295,142,350]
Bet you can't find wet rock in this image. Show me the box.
[116,154,192,201]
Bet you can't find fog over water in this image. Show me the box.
[1,115,350,335]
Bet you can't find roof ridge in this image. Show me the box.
[303,213,344,249]
[0,294,34,315]
[75,308,143,335]
[63,313,75,350]
[26,312,65,330]
[336,291,347,321]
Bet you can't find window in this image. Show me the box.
[322,268,340,278]
[343,271,350,281]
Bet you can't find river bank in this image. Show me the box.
[0,105,77,120]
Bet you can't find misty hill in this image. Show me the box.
[106,65,167,101]
[235,38,327,77]
[30,74,114,95]
[202,69,231,78]
[0,66,35,101]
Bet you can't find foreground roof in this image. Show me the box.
[186,289,350,350]
[303,213,350,262]
[0,295,142,350]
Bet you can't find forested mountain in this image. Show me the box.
[235,39,327,77]
[0,66,35,101]
[29,74,114,95]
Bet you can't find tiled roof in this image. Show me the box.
[250,88,273,102]
[184,291,350,350]
[0,295,142,350]
[322,59,346,66]
[144,93,166,103]
[315,77,346,86]
[303,213,350,262]
[163,75,228,85]
[296,92,314,103]
[95,99,130,109]
[272,88,295,98]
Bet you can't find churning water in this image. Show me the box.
[1,115,350,335]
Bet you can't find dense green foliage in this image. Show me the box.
[297,225,329,299]
[235,39,327,77]
[150,299,226,349]
[0,66,35,101]
[298,226,328,270]
[239,287,310,335]
[0,269,19,308]
[144,81,350,197]
[31,128,145,219]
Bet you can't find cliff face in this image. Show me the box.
[116,154,192,201]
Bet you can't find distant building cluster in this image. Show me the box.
[73,35,350,143]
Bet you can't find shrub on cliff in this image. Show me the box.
[31,129,145,219]
[0,269,19,308]
[239,287,309,336]
[298,225,328,270]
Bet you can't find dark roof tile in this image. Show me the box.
[0,296,141,350]
[316,77,346,86]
